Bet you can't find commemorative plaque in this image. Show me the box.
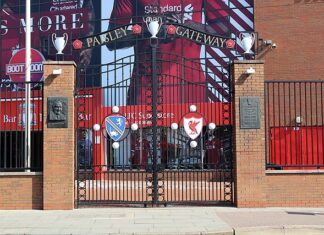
[240,97,260,129]
[47,97,68,128]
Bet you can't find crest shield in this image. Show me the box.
[182,113,203,140]
[105,115,126,141]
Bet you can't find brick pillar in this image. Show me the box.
[43,61,76,210]
[232,60,266,207]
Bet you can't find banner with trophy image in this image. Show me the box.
[100,0,255,105]
[0,0,101,90]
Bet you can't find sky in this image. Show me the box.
[101,1,134,65]
[101,1,134,106]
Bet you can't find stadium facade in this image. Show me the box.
[0,0,323,209]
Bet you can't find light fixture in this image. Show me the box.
[112,106,119,113]
[52,68,62,75]
[208,123,216,130]
[189,105,197,112]
[93,124,100,131]
[245,67,256,75]
[171,123,178,130]
[190,140,198,148]
[112,142,120,149]
[131,123,139,131]
[295,116,303,124]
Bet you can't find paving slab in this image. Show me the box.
[234,226,324,235]
[215,207,324,235]
[215,207,324,228]
[1,207,324,235]
[0,207,232,235]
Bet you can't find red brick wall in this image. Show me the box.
[266,172,324,207]
[232,61,324,208]
[0,174,42,209]
[254,0,324,207]
[0,62,76,211]
[232,61,266,207]
[255,0,324,81]
[43,62,76,210]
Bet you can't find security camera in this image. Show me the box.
[263,40,272,45]
[271,43,277,48]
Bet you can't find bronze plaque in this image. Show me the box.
[240,97,260,129]
[47,97,68,128]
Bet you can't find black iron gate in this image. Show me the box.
[75,51,234,207]
[75,48,234,207]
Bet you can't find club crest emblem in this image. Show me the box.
[182,113,204,140]
[105,115,126,141]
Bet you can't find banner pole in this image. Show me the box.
[25,0,31,172]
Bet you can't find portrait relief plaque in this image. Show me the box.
[240,97,260,129]
[47,97,68,128]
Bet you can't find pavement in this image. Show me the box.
[0,207,324,235]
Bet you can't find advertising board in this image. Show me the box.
[0,0,101,90]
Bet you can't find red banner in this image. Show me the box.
[1,89,231,131]
[270,127,324,169]
[0,98,42,131]
[100,102,231,128]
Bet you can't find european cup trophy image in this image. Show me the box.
[239,32,255,54]
[143,16,163,38]
[52,33,68,55]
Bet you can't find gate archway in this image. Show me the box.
[75,48,234,207]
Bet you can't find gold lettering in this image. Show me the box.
[182,29,190,38]
[93,36,101,46]
[220,38,227,48]
[203,34,215,45]
[105,33,111,42]
[195,32,202,42]
[175,26,184,36]
[119,26,127,37]
[86,37,93,48]
[114,29,122,39]
[108,31,116,41]
[85,26,228,49]
[99,34,109,44]
[190,30,196,40]
[212,37,220,47]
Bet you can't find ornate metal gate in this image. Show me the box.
[75,48,234,207]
